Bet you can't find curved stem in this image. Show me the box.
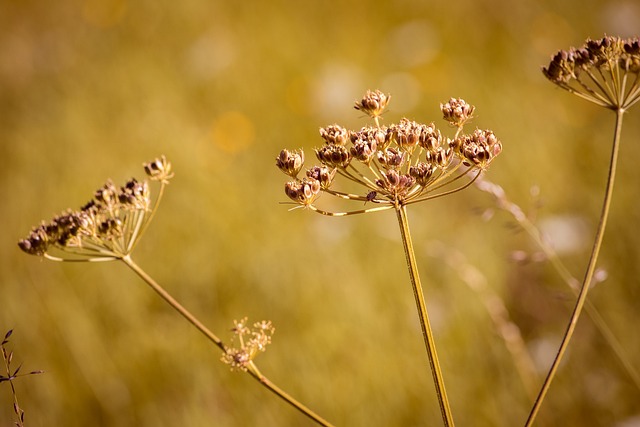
[120,255,334,426]
[396,204,455,427]
[525,107,624,426]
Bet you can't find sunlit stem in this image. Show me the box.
[247,362,336,427]
[525,107,624,426]
[128,180,168,253]
[120,254,226,351]
[406,169,481,206]
[120,255,334,426]
[395,203,455,427]
[490,186,640,390]
[308,204,394,217]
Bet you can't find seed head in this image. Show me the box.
[306,165,336,189]
[18,157,171,261]
[315,144,352,168]
[455,129,503,169]
[277,90,502,211]
[276,149,305,178]
[284,178,321,206]
[543,35,640,109]
[354,89,390,119]
[319,124,349,145]
[221,318,275,372]
[441,98,475,127]
[144,155,174,183]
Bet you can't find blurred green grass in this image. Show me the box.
[2,0,640,425]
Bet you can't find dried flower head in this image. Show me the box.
[144,155,174,183]
[543,35,640,110]
[441,98,475,127]
[18,156,173,261]
[276,149,305,178]
[221,318,275,372]
[354,89,390,120]
[277,91,502,216]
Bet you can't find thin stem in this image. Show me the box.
[120,255,334,426]
[395,204,455,427]
[525,107,624,426]
[121,255,226,351]
[247,363,335,427]
[475,178,640,389]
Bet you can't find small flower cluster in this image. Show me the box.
[543,35,640,109]
[276,91,501,215]
[18,156,173,261]
[221,318,275,372]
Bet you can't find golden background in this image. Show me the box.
[1,0,639,425]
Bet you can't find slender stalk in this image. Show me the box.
[395,204,455,427]
[121,255,226,352]
[120,255,334,427]
[248,363,335,427]
[525,108,624,426]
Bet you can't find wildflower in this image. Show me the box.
[354,89,390,119]
[542,35,640,110]
[441,98,475,127]
[18,156,173,261]
[221,318,275,372]
[276,91,502,214]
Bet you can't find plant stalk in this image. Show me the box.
[395,204,455,427]
[524,107,624,426]
[121,255,334,427]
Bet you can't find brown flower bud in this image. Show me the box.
[144,155,174,182]
[354,89,390,118]
[284,178,321,206]
[377,147,405,169]
[276,149,305,177]
[315,144,352,168]
[440,98,475,127]
[306,165,336,189]
[319,125,349,145]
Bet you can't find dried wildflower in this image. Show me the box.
[315,144,352,168]
[284,178,321,206]
[276,91,502,426]
[542,35,640,110]
[276,149,305,178]
[454,129,503,169]
[2,330,43,427]
[354,89,390,119]
[306,165,336,189]
[441,98,475,127]
[18,156,172,261]
[319,124,349,145]
[277,91,502,214]
[221,318,275,372]
[144,155,174,183]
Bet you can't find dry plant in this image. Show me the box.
[1,330,43,427]
[277,90,502,426]
[17,157,333,426]
[521,35,640,426]
[12,33,639,427]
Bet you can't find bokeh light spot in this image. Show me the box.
[210,111,255,154]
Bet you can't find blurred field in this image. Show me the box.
[2,0,640,425]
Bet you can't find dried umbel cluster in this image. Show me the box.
[221,318,275,372]
[18,156,173,261]
[543,35,640,110]
[276,91,502,215]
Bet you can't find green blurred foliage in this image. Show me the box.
[1,0,640,425]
